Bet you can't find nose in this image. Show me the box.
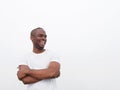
[41,35,46,40]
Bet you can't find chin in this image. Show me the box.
[39,47,44,50]
[36,45,44,50]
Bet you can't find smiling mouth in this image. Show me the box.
[39,40,45,46]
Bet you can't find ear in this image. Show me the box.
[30,36,34,41]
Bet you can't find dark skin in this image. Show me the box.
[17,28,60,84]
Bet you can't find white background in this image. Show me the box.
[0,0,120,90]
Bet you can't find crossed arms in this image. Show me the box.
[17,61,60,84]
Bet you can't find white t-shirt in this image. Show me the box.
[18,49,60,90]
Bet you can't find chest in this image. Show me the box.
[27,54,51,69]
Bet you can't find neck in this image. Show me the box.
[33,48,45,54]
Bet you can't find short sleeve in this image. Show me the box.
[50,51,61,64]
[17,54,28,67]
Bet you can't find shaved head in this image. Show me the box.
[31,27,45,36]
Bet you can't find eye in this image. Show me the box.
[38,34,47,38]
[39,34,43,37]
[38,34,43,37]
[45,35,47,38]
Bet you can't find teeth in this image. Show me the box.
[40,41,45,46]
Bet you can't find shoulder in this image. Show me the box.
[17,52,33,65]
[45,49,58,55]
[45,49,61,63]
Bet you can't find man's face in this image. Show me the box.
[31,29,47,50]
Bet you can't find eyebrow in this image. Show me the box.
[38,34,47,37]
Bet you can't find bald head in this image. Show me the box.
[31,27,45,36]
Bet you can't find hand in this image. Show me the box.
[17,70,26,80]
[18,65,30,75]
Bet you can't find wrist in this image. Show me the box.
[26,69,31,75]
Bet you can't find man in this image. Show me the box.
[17,27,61,90]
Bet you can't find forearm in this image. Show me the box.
[27,68,60,80]
[21,75,41,84]
[19,62,60,80]
[17,65,40,84]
